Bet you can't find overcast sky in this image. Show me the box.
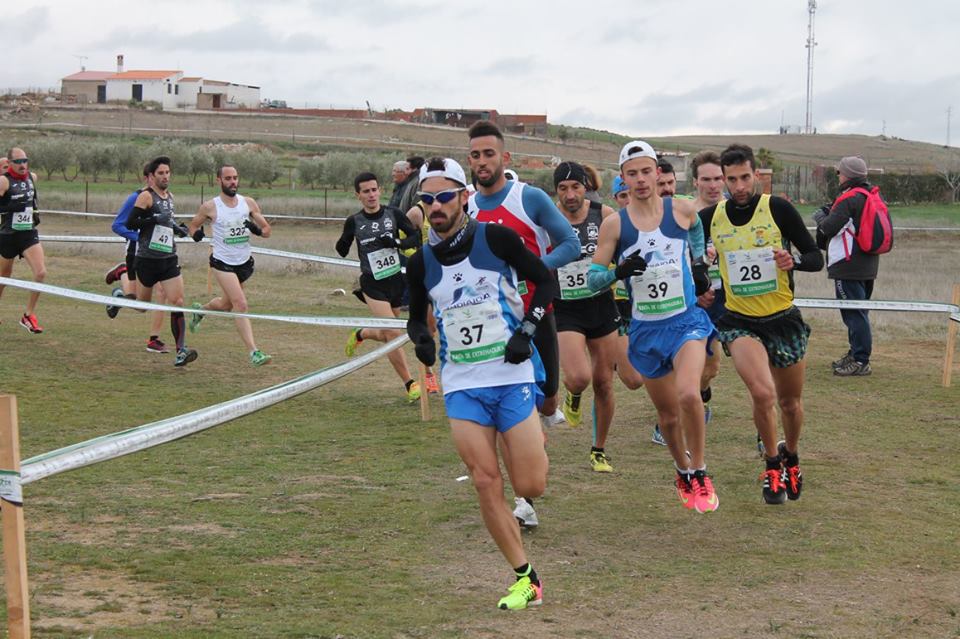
[9,0,960,146]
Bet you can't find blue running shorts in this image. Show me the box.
[628,305,718,379]
[444,382,543,433]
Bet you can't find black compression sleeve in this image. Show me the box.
[486,224,557,320]
[335,215,355,258]
[126,206,152,230]
[404,250,432,342]
[769,197,824,272]
[698,204,718,243]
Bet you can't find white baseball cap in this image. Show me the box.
[419,158,467,187]
[618,140,658,167]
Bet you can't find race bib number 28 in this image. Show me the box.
[724,249,777,297]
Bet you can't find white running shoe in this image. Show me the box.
[541,410,565,427]
[513,497,539,528]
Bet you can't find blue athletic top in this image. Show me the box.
[111,190,140,242]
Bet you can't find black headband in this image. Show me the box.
[553,161,588,189]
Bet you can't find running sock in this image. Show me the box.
[356,328,364,342]
[674,462,693,481]
[124,293,136,300]
[523,497,534,507]
[514,563,540,587]
[404,379,415,391]
[569,393,582,411]
[590,446,604,454]
[149,334,159,341]
[700,386,712,403]
[780,446,799,466]
[171,312,186,351]
[765,455,782,471]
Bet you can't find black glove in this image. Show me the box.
[376,233,399,250]
[812,204,831,225]
[243,219,263,236]
[692,259,711,297]
[413,333,436,367]
[504,320,536,365]
[173,223,189,238]
[614,251,647,279]
[192,226,205,242]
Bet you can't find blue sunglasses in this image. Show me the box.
[418,188,464,206]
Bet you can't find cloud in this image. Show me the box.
[92,21,330,54]
[10,6,49,43]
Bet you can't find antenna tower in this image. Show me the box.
[804,1,817,134]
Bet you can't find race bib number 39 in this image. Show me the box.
[631,264,684,317]
[226,224,250,245]
[367,248,400,280]
[442,300,508,364]
[725,249,777,297]
[149,225,174,253]
[12,208,33,231]
[557,260,594,300]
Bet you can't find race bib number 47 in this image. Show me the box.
[724,249,777,297]
[441,300,508,364]
[149,225,174,253]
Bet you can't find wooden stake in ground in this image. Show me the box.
[942,284,960,387]
[0,394,30,639]
[419,365,430,421]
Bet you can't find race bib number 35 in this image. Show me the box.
[442,300,508,364]
[12,208,33,231]
[557,260,594,300]
[367,248,400,280]
[148,225,174,253]
[725,249,777,297]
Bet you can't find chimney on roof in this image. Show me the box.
[117,54,124,74]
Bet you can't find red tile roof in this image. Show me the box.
[62,71,113,81]
[108,70,181,80]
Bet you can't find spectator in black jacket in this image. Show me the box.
[813,156,880,377]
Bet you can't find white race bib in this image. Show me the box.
[557,259,594,300]
[724,248,778,297]
[12,208,33,231]
[441,299,508,364]
[367,248,400,280]
[630,263,685,318]
[708,258,722,291]
[225,223,250,245]
[148,225,174,253]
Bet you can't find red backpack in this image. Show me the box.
[831,185,893,255]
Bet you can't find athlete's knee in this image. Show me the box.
[592,373,614,399]
[33,265,46,281]
[618,370,643,390]
[702,358,720,383]
[778,395,803,419]
[513,474,546,499]
[469,465,503,494]
[564,371,590,394]
[231,298,248,313]
[170,295,185,307]
[677,386,701,412]
[749,384,777,410]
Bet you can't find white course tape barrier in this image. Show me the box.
[794,297,960,324]
[38,234,361,268]
[20,335,408,484]
[0,277,406,329]
[41,209,348,222]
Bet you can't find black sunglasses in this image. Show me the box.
[11,158,28,165]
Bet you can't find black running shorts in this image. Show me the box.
[0,230,39,260]
[135,256,181,288]
[210,256,255,284]
[533,312,560,399]
[554,291,619,340]
[359,272,405,309]
[716,305,811,368]
[124,240,137,281]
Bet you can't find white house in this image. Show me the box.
[104,70,184,109]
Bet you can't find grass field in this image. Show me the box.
[0,218,958,638]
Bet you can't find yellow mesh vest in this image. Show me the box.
[711,195,793,317]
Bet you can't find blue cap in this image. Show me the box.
[612,176,628,195]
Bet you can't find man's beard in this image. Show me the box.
[221,186,238,197]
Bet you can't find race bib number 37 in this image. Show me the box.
[367,248,400,280]
[442,300,508,364]
[725,249,777,297]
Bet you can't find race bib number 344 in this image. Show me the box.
[12,208,33,231]
[724,249,777,297]
[442,300,508,364]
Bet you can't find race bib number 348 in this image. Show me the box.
[367,248,400,280]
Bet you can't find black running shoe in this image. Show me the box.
[174,348,198,367]
[761,460,787,505]
[778,441,803,501]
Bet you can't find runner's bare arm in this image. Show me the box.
[247,198,271,238]
[187,200,214,237]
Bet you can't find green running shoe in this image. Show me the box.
[497,576,542,610]
[250,350,272,367]
[344,328,363,357]
[188,302,204,333]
